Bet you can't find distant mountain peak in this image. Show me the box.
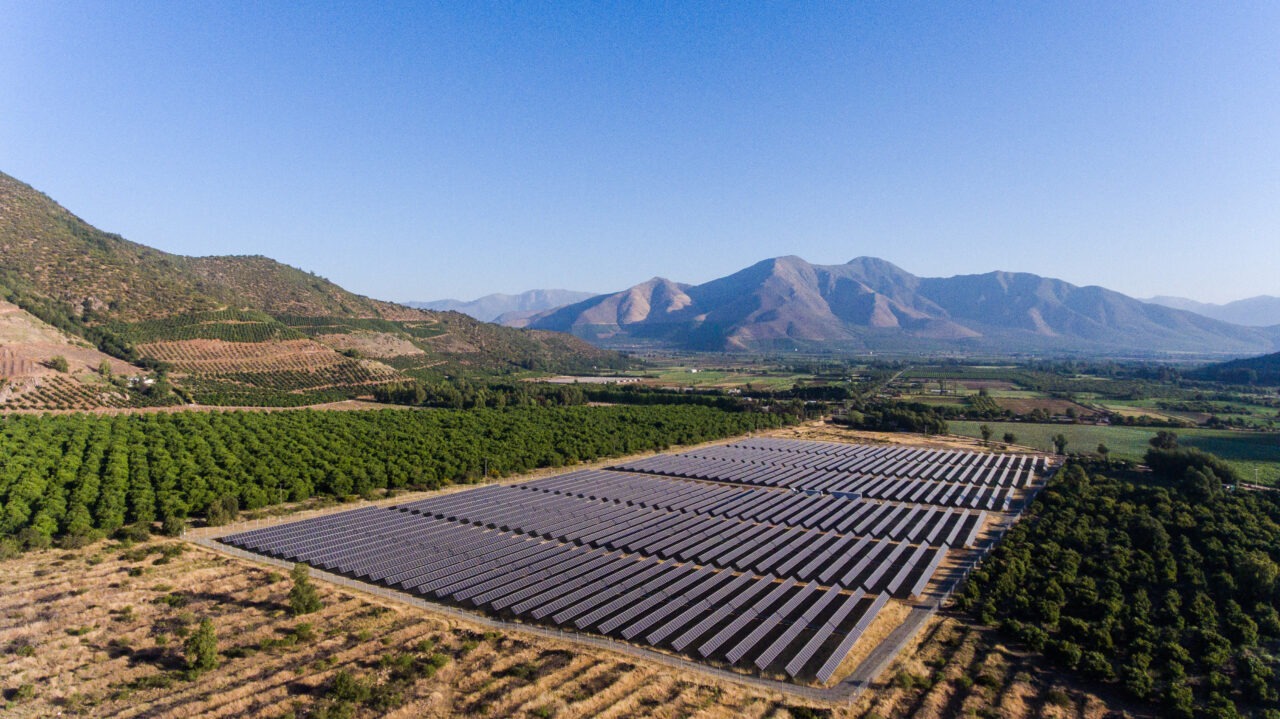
[523,254,1278,356]
[1144,295,1280,327]
[408,288,598,322]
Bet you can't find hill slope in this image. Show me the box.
[1190,351,1280,385]
[525,255,1277,356]
[409,289,597,322]
[1145,294,1280,327]
[0,171,623,407]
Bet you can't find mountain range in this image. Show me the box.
[0,171,620,409]
[408,289,598,323]
[519,256,1280,356]
[1144,295,1280,328]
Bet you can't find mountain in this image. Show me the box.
[525,255,1278,356]
[409,289,597,323]
[1144,295,1280,327]
[0,171,622,409]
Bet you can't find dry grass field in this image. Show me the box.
[848,614,1140,719]
[1,539,833,718]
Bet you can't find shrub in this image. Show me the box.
[327,670,371,704]
[288,564,322,616]
[184,618,218,675]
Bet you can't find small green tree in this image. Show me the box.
[1097,443,1110,464]
[289,563,322,616]
[979,424,992,446]
[1003,432,1016,446]
[184,617,218,675]
[161,513,186,537]
[1052,433,1068,455]
[49,355,69,373]
[98,359,113,378]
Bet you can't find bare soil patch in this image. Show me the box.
[314,331,426,358]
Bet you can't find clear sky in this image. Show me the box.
[3,2,1278,304]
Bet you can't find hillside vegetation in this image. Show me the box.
[1194,352,1280,387]
[0,171,624,408]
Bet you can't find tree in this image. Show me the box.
[147,376,172,398]
[1052,433,1068,455]
[289,563,322,615]
[1150,430,1179,450]
[184,617,218,675]
[979,424,992,446]
[1003,432,1017,446]
[161,513,186,537]
[98,360,113,378]
[49,355,69,373]
[1097,443,1110,464]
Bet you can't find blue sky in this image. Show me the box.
[3,2,1278,303]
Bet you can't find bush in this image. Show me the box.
[184,618,218,675]
[161,515,185,537]
[288,564,322,616]
[0,538,20,560]
[117,523,151,543]
[327,670,371,704]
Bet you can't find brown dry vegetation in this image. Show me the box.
[137,338,397,378]
[0,540,834,718]
[0,301,150,410]
[313,331,427,358]
[847,614,1137,719]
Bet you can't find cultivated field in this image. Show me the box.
[0,300,156,410]
[948,420,1280,485]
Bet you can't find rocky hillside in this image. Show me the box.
[0,171,624,407]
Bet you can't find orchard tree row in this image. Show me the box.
[0,405,788,549]
[960,441,1280,719]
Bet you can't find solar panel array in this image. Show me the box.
[220,438,1041,684]
[610,438,1041,510]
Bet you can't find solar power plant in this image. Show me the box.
[220,439,1045,684]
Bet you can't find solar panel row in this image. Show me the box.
[393,485,958,592]
[518,469,984,541]
[628,438,1040,490]
[217,438,1041,685]
[715,437,1044,481]
[610,455,1016,509]
[221,509,885,680]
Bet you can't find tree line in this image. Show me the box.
[0,405,788,551]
